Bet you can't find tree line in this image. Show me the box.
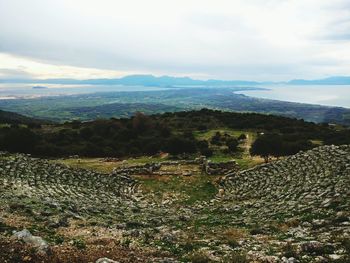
[0,109,348,158]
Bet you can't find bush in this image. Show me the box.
[283,242,298,258]
[226,138,239,152]
[249,226,265,235]
[225,252,249,263]
[210,132,222,145]
[165,137,197,155]
[72,238,86,249]
[189,251,211,263]
[238,134,247,140]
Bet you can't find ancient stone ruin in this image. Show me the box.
[0,152,139,215]
[203,160,239,175]
[112,157,239,177]
[220,145,350,220]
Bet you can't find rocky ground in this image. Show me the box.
[0,145,349,262]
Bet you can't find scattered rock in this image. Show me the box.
[96,258,120,263]
[12,229,48,254]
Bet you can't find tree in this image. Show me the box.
[210,132,222,145]
[250,134,282,162]
[197,140,213,157]
[132,112,153,133]
[80,127,93,140]
[0,127,39,153]
[238,134,247,141]
[226,138,239,153]
[165,137,197,155]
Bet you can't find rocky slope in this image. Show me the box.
[0,152,139,217]
[0,145,349,262]
[220,145,350,221]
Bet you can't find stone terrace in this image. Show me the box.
[220,145,350,220]
[0,153,139,216]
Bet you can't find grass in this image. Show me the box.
[208,154,234,163]
[235,158,263,169]
[310,139,323,146]
[137,173,218,205]
[55,158,116,173]
[208,150,263,169]
[55,156,220,205]
[55,155,167,173]
[126,156,167,164]
[54,140,263,207]
[193,128,255,141]
[195,128,263,168]
[52,127,262,173]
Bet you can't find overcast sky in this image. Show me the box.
[0,0,349,81]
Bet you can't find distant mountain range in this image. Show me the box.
[1,75,350,86]
[287,76,350,85]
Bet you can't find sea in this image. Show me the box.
[0,83,349,109]
[236,84,350,108]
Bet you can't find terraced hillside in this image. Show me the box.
[0,153,141,225]
[221,145,350,221]
[0,146,349,262]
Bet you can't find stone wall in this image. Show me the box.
[111,156,239,176]
[203,160,239,175]
[112,163,162,176]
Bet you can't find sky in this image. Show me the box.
[0,0,349,81]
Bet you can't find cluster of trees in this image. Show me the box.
[250,133,313,162]
[210,132,240,153]
[0,113,210,157]
[157,109,350,144]
[0,109,349,159]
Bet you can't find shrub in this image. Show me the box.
[189,251,211,263]
[238,134,247,140]
[72,238,86,249]
[283,242,298,258]
[226,138,239,152]
[225,252,249,263]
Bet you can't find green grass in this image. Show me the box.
[195,128,261,168]
[55,155,168,173]
[235,158,263,169]
[193,128,254,141]
[137,174,218,205]
[57,156,216,205]
[126,156,167,164]
[310,140,323,146]
[208,154,234,163]
[54,158,116,173]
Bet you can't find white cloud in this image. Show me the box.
[0,53,133,79]
[0,0,349,80]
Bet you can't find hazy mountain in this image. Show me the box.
[287,76,350,85]
[0,75,261,86]
[1,74,350,86]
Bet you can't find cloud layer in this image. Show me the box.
[0,0,349,80]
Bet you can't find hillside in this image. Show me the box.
[1,109,349,159]
[1,110,350,262]
[0,109,48,125]
[0,145,349,262]
[221,145,350,220]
